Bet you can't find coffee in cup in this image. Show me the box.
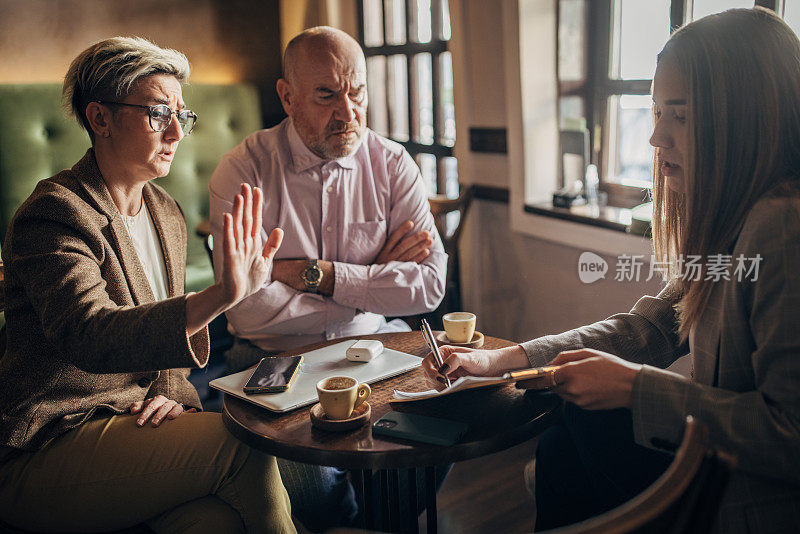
[442,312,477,343]
[316,376,371,420]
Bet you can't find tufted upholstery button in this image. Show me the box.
[137,377,151,389]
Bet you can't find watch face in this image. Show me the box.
[305,266,322,283]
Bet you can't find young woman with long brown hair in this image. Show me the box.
[423,8,800,532]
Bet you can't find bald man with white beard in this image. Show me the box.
[209,26,449,531]
[211,26,446,367]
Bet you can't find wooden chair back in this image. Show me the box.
[426,186,474,317]
[428,186,474,249]
[544,416,736,534]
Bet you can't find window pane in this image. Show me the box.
[611,0,670,80]
[559,96,585,131]
[692,0,752,20]
[412,53,434,144]
[439,51,456,146]
[786,1,800,38]
[411,0,432,43]
[387,55,409,141]
[367,56,389,137]
[443,156,458,198]
[560,99,587,189]
[441,0,452,40]
[363,0,384,47]
[607,94,654,184]
[416,153,438,195]
[439,157,460,231]
[558,0,586,82]
[384,0,407,45]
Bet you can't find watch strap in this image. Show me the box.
[302,259,322,293]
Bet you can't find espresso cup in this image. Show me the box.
[316,376,371,420]
[442,312,477,343]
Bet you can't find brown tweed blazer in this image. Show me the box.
[0,149,209,452]
[522,187,800,533]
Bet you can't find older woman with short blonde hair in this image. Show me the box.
[0,37,293,533]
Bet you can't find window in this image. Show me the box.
[358,0,458,198]
[785,0,800,35]
[556,0,780,209]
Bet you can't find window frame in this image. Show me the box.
[558,0,779,208]
[357,0,456,195]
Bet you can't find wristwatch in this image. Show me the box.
[300,259,323,293]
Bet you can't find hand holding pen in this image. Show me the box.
[421,319,452,387]
[420,343,533,389]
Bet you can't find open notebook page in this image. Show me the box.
[393,376,513,402]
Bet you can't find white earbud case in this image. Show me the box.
[346,340,384,362]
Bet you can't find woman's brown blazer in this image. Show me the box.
[0,149,209,452]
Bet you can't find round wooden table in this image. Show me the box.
[222,331,562,533]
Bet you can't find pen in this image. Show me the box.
[502,366,559,380]
[421,319,452,388]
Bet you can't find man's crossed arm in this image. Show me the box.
[270,220,434,296]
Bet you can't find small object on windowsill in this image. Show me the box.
[583,164,610,209]
[552,191,586,208]
[584,164,600,206]
[628,202,653,237]
[553,179,586,208]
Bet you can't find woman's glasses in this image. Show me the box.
[96,101,197,134]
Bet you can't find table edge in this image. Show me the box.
[222,393,563,470]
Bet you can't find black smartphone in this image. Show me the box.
[243,355,303,394]
[372,411,468,446]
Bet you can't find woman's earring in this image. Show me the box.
[102,131,111,138]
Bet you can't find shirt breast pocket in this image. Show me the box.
[345,219,387,264]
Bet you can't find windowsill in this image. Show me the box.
[469,184,654,255]
[472,187,642,234]
[524,203,631,233]
[512,200,653,257]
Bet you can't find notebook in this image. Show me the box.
[392,376,515,402]
[209,340,422,413]
[391,366,558,402]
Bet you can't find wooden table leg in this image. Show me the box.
[426,466,437,534]
[388,468,400,532]
[380,469,390,531]
[407,468,419,534]
[353,469,366,529]
[363,468,374,529]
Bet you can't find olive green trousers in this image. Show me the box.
[0,412,295,534]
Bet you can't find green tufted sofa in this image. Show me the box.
[0,83,263,294]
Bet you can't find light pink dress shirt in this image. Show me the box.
[209,118,447,351]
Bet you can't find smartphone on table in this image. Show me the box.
[243,355,303,394]
[372,411,468,446]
